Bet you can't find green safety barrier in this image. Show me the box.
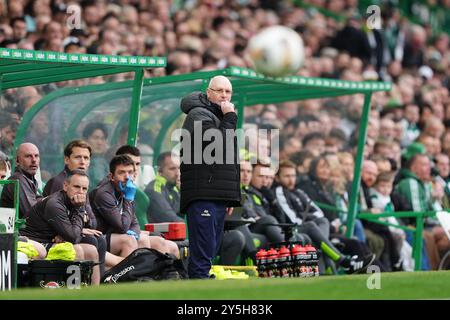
[315,201,449,271]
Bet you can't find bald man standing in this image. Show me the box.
[1,143,43,219]
[180,76,241,278]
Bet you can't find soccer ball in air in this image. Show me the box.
[247,25,304,77]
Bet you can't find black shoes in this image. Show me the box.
[341,254,376,274]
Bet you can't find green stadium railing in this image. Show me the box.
[315,201,449,271]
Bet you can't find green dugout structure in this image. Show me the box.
[0,47,166,289]
[2,47,440,279]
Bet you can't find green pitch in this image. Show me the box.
[2,271,450,300]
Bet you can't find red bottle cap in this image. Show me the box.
[291,245,301,255]
[256,249,268,259]
[278,246,290,258]
[267,248,278,259]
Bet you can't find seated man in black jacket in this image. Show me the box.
[90,155,180,259]
[240,160,285,245]
[274,160,375,274]
[21,170,101,285]
[42,139,124,272]
[145,151,247,266]
[1,143,43,219]
[145,151,182,223]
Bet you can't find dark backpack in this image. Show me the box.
[102,248,187,283]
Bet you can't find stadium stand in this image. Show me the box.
[0,0,450,279]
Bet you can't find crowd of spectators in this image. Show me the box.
[0,0,450,271]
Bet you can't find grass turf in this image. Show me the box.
[1,271,450,300]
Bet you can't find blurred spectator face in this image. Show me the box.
[362,160,378,187]
[16,143,40,176]
[164,31,177,52]
[29,112,49,137]
[335,52,350,70]
[404,104,420,124]
[240,161,253,186]
[278,102,298,120]
[324,137,342,153]
[411,155,431,182]
[424,117,445,139]
[399,85,414,104]
[420,135,438,157]
[366,118,379,139]
[45,22,62,41]
[349,57,363,74]
[0,124,16,147]
[315,158,331,183]
[431,103,445,121]
[87,129,108,155]
[65,147,91,172]
[374,180,393,197]
[435,154,450,178]
[304,136,325,157]
[33,0,51,17]
[160,156,180,185]
[442,131,450,154]
[337,153,354,181]
[277,166,296,191]
[282,137,301,159]
[46,37,62,52]
[295,119,315,138]
[102,29,120,47]
[374,140,395,162]
[8,1,23,18]
[104,16,120,32]
[168,51,191,74]
[258,137,270,160]
[394,121,404,141]
[391,141,402,165]
[35,15,51,33]
[261,110,276,122]
[301,100,321,116]
[380,118,396,140]
[83,5,100,26]
[12,19,27,40]
[434,34,449,54]
[327,0,346,12]
[374,159,392,173]
[410,25,426,48]
[296,157,313,175]
[387,60,402,80]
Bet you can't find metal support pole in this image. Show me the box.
[414,215,424,271]
[127,69,145,146]
[346,93,372,238]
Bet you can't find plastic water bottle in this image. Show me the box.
[266,248,279,278]
[255,249,268,278]
[299,246,309,277]
[277,246,291,278]
[290,245,301,277]
[305,245,319,277]
[291,245,307,277]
